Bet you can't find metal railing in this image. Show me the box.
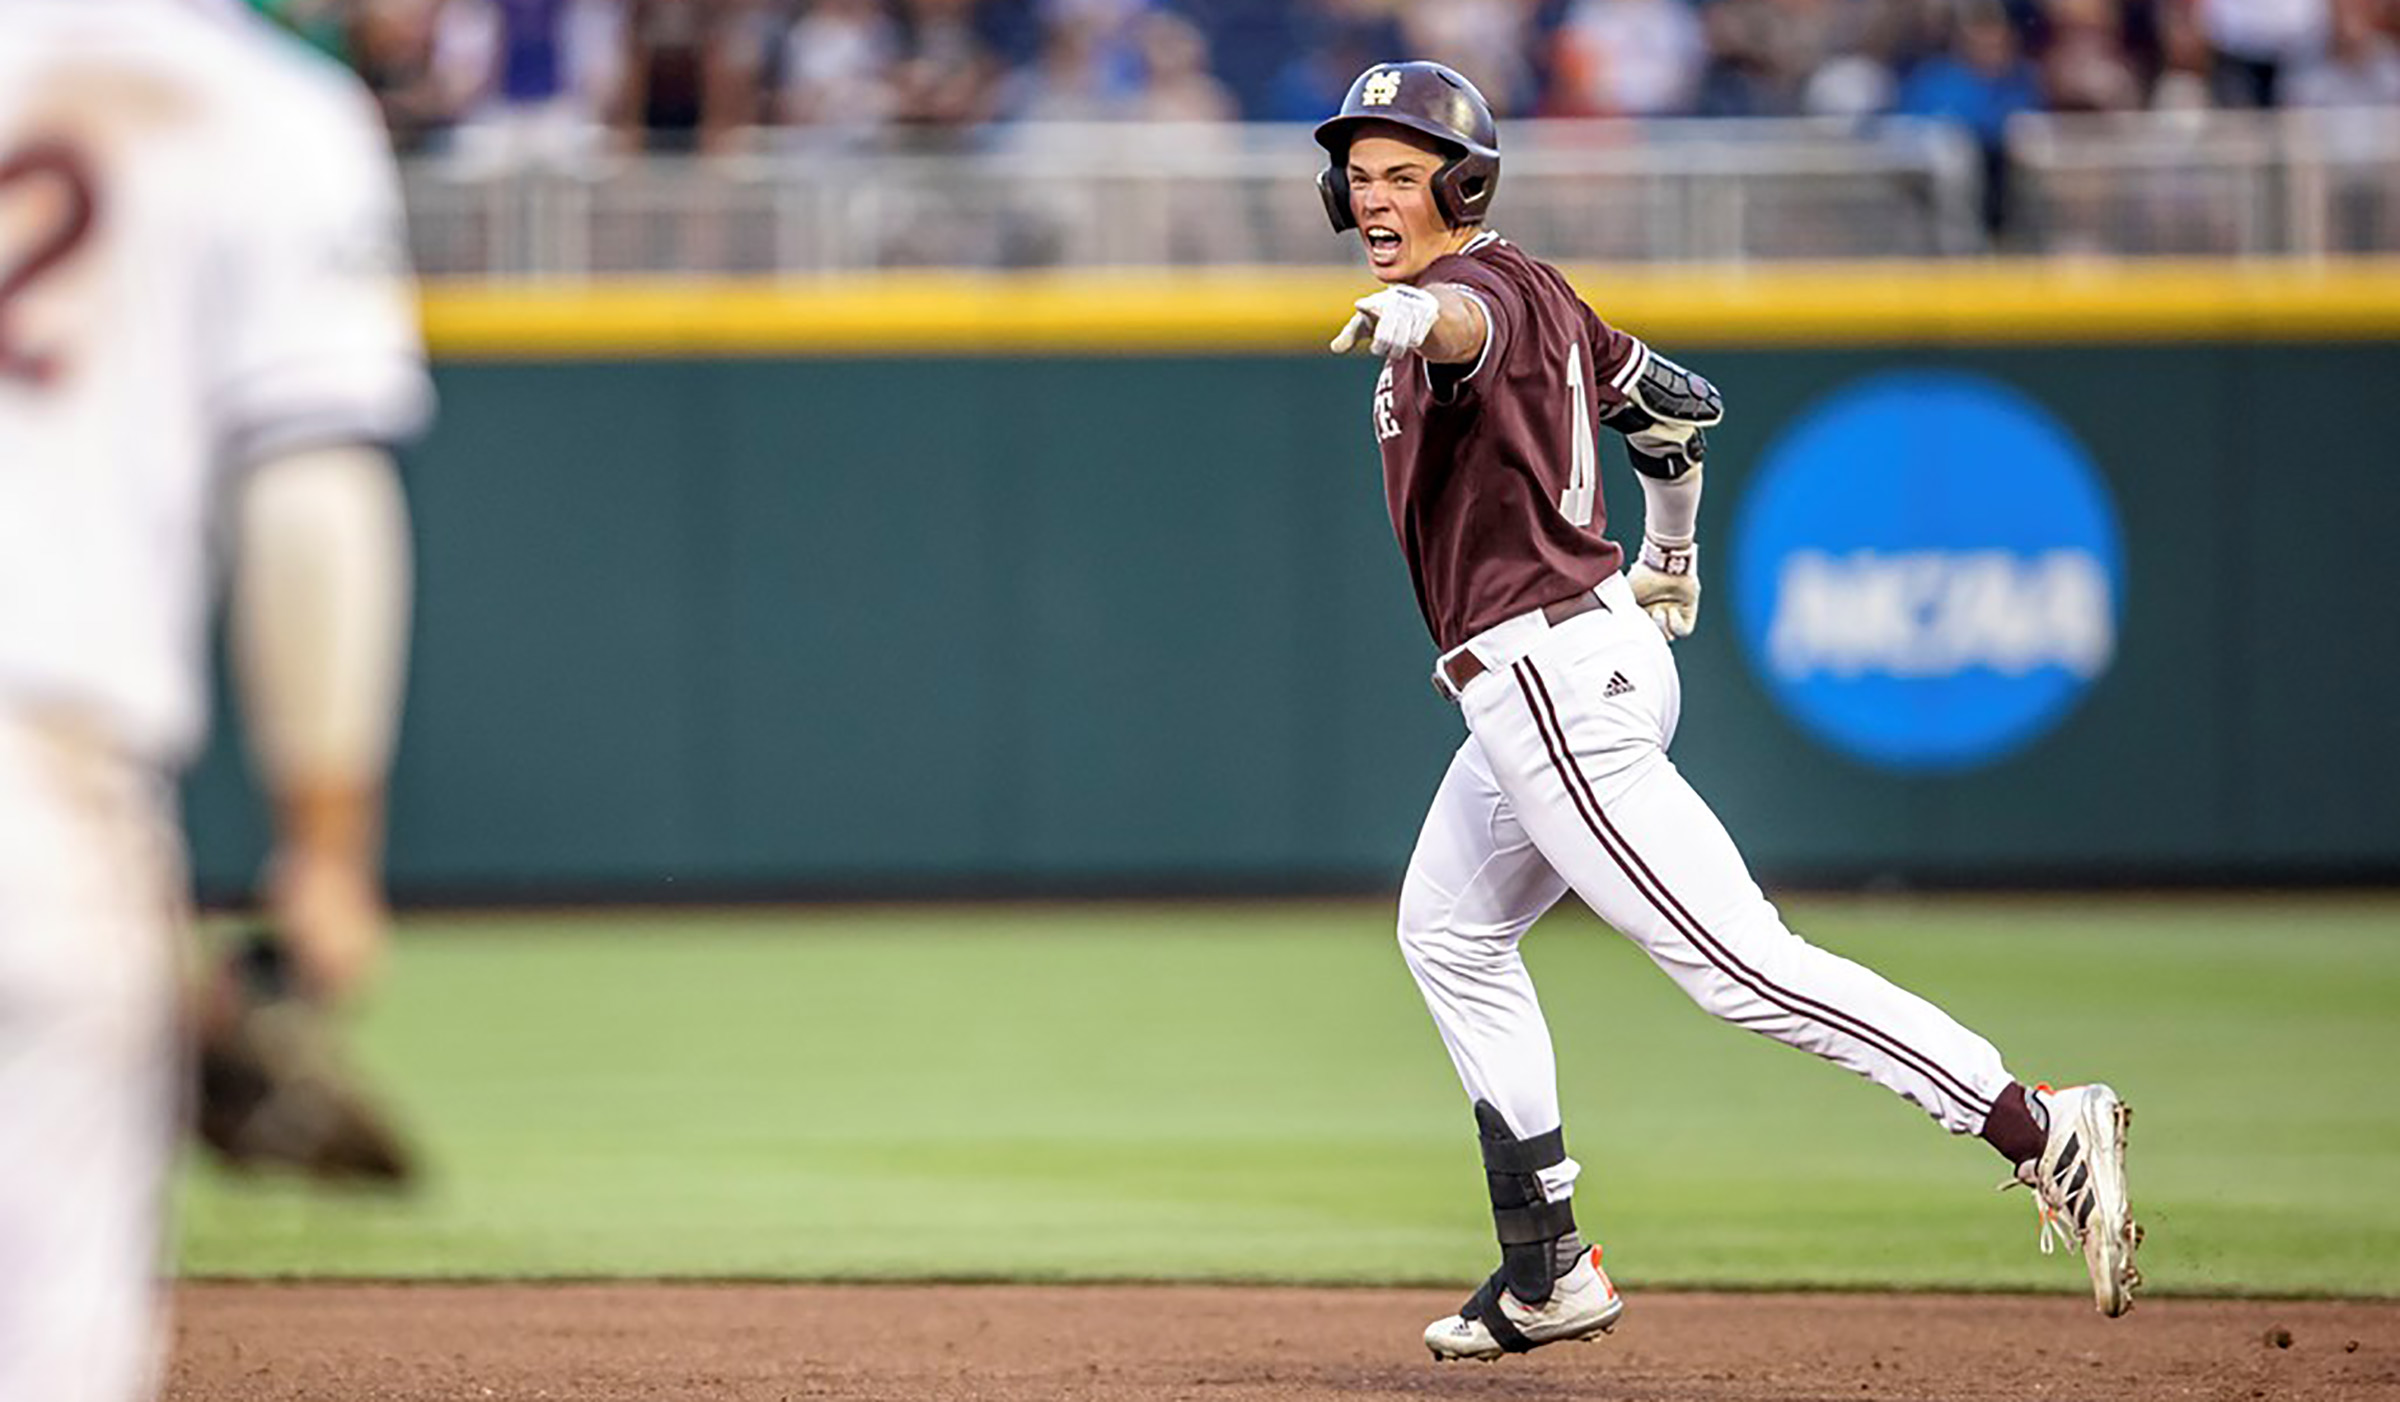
[397,110,2400,277]
[2007,107,2400,257]
[399,118,1984,277]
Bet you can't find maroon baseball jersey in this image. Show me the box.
[1371,233,1644,652]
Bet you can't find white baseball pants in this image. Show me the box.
[1398,572,2012,1203]
[0,712,183,1402]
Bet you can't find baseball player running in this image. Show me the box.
[1313,62,2141,1361]
[0,2,429,1398]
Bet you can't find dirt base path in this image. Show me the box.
[168,1283,2400,1402]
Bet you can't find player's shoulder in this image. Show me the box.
[157,16,404,243]
[3,12,344,179]
[213,14,390,151]
[1425,233,1597,360]
[1424,232,1580,308]
[11,2,390,171]
[72,2,386,170]
[1419,231,1509,286]
[12,2,351,97]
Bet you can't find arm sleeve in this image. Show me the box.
[231,445,412,790]
[210,78,434,470]
[1638,466,1703,544]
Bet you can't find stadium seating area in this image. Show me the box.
[261,0,2399,158]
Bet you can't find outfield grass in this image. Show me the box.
[175,894,2400,1297]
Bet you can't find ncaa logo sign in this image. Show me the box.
[1729,371,2124,772]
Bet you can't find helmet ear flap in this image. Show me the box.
[1432,152,1498,227]
[1318,166,1357,233]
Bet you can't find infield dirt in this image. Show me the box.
[169,1283,2399,1401]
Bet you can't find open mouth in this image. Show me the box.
[1364,227,1403,266]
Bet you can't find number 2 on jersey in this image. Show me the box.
[0,140,101,388]
[1559,341,1598,527]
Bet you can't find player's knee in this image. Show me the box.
[1720,898,1818,971]
[1399,886,1520,986]
[1401,859,1449,936]
[1396,873,1457,967]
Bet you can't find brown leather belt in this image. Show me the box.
[1436,588,1609,698]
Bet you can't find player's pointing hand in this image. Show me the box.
[1331,285,1441,359]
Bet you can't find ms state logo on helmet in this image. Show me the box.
[1729,371,2125,772]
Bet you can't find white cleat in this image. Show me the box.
[1423,1245,1624,1361]
[2016,1082,2143,1317]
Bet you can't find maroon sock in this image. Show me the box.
[1979,1082,2048,1166]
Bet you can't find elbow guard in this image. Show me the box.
[1604,344,1722,480]
[1627,427,1706,481]
[1612,344,1724,429]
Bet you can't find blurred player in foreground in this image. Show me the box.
[1313,62,2142,1361]
[0,1,430,1398]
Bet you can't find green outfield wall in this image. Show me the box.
[180,264,2400,897]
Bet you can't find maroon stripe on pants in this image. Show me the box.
[1511,659,1993,1123]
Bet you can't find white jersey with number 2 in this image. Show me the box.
[0,0,432,765]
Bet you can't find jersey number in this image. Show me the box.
[1559,341,1598,527]
[0,140,100,389]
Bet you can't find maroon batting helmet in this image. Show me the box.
[1314,62,1502,233]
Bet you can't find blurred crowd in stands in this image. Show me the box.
[255,0,2400,161]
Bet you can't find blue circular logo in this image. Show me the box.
[1730,371,2124,772]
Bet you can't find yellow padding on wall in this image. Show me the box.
[421,259,2400,357]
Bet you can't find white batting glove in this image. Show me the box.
[1330,285,1440,359]
[1629,536,1701,642]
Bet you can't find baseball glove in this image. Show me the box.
[193,927,416,1185]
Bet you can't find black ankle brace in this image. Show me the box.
[1473,1100,1577,1305]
